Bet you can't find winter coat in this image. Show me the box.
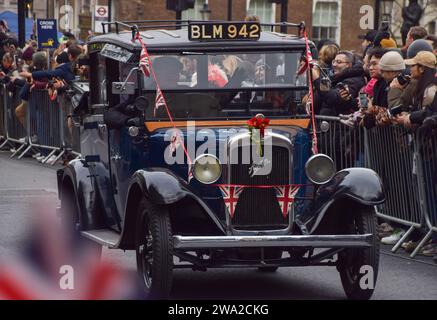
[313,60,366,116]
[372,79,390,108]
[31,62,75,82]
[409,84,437,125]
[387,79,417,109]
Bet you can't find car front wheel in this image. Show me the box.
[337,205,380,300]
[135,198,173,299]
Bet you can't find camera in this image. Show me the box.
[388,104,405,117]
[397,74,410,86]
[337,82,348,91]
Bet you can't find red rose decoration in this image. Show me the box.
[247,116,270,138]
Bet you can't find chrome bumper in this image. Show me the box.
[173,234,373,249]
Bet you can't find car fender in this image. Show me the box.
[303,168,385,234]
[57,159,102,230]
[116,169,226,249]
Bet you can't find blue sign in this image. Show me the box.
[37,19,59,49]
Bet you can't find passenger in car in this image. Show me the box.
[153,56,189,89]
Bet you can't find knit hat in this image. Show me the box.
[22,46,34,61]
[407,39,433,59]
[405,51,437,69]
[379,51,405,71]
[32,51,47,70]
[380,38,397,49]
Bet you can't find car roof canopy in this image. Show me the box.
[88,20,313,53]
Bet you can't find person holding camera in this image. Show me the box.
[363,51,406,128]
[312,50,366,116]
[394,51,437,129]
[388,40,433,109]
[378,51,406,106]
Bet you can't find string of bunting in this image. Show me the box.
[134,31,194,181]
[303,31,319,155]
[214,184,305,219]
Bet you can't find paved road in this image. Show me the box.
[0,151,436,300]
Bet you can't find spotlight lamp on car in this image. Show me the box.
[305,154,336,185]
[193,154,222,184]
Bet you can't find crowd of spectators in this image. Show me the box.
[309,24,437,259]
[0,23,90,163]
[310,24,437,137]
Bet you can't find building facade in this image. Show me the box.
[111,0,376,50]
[4,0,436,50]
[0,0,46,20]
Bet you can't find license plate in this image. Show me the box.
[188,22,261,41]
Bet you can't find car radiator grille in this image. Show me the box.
[229,145,291,229]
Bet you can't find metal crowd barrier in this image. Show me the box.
[316,116,365,171]
[17,88,63,162]
[59,93,81,158]
[0,84,81,164]
[316,116,436,258]
[415,133,437,256]
[0,84,27,154]
[0,84,5,145]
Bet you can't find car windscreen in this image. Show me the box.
[141,51,309,120]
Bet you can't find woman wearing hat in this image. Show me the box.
[396,51,437,128]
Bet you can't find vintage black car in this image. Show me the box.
[57,20,385,300]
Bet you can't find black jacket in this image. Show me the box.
[104,97,138,129]
[373,79,389,109]
[313,61,366,116]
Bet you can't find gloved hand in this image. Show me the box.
[417,116,437,139]
[126,117,142,127]
[125,104,142,116]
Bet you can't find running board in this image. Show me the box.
[81,229,120,248]
[173,234,373,249]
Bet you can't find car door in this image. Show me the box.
[83,50,122,231]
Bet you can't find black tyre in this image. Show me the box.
[257,249,282,273]
[60,180,102,259]
[135,198,173,299]
[338,206,379,300]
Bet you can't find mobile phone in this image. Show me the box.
[359,92,368,109]
[14,55,23,72]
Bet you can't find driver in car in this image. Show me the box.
[104,94,144,129]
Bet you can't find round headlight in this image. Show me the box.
[305,154,336,185]
[193,154,222,184]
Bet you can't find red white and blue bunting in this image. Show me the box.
[216,185,302,219]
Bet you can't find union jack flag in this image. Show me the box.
[274,186,300,218]
[297,33,315,76]
[154,86,165,117]
[218,186,244,219]
[188,162,193,183]
[139,47,150,77]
